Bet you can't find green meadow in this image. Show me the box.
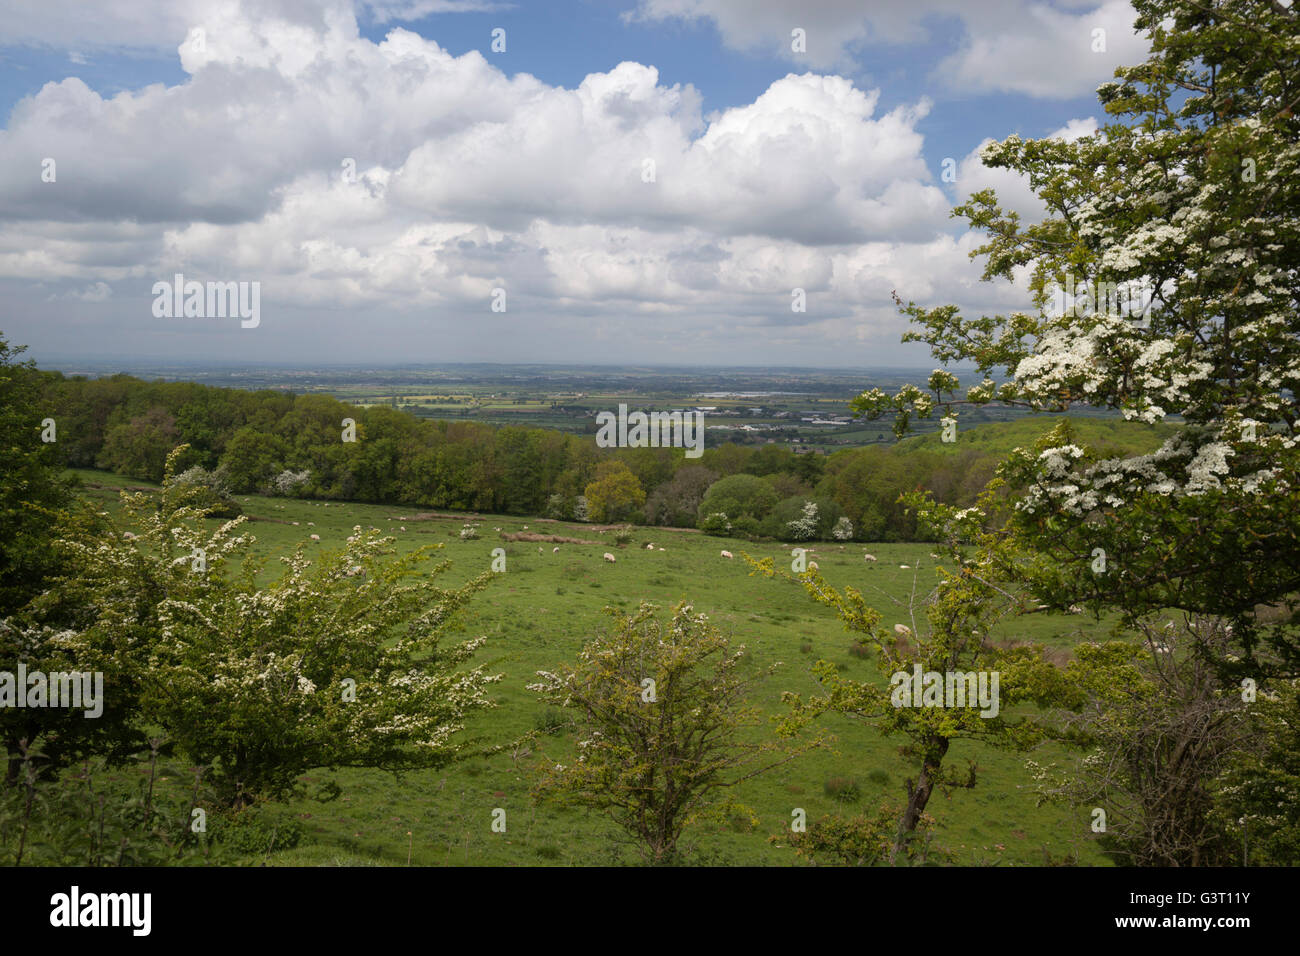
[71,467,1119,867]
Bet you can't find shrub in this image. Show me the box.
[824,776,861,804]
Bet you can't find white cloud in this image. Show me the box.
[953,116,1099,221]
[0,0,1036,364]
[631,0,1148,98]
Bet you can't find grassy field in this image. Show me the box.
[69,468,1122,867]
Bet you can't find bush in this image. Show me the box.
[824,776,861,804]
[218,810,304,856]
[534,708,570,736]
[698,512,731,535]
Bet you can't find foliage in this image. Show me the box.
[44,446,503,807]
[583,461,646,524]
[1029,615,1248,865]
[528,601,820,864]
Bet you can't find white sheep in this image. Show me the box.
[310,534,320,541]
[646,543,655,550]
[864,554,877,562]
[720,550,733,559]
[657,547,665,552]
[603,553,616,563]
[899,564,910,569]
[808,561,819,570]
[553,547,560,553]
[894,624,911,636]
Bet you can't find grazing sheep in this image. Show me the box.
[310,534,320,541]
[292,521,300,526]
[657,547,665,552]
[603,553,616,563]
[864,553,877,562]
[899,564,910,569]
[122,531,137,540]
[646,543,655,550]
[1068,604,1083,614]
[553,547,560,553]
[894,624,911,636]
[400,526,406,531]
[808,561,819,570]
[307,521,315,527]
[720,550,733,559]
[539,547,544,553]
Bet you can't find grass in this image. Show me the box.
[63,468,1117,866]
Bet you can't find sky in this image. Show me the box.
[0,0,1149,368]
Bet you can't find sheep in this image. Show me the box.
[292,521,300,526]
[310,534,320,541]
[122,531,137,540]
[538,547,544,553]
[894,624,911,636]
[553,547,560,553]
[864,553,877,562]
[307,521,315,527]
[603,553,616,563]
[400,526,406,531]
[720,550,733,559]
[808,561,819,570]
[646,543,655,550]
[899,564,910,569]
[657,547,665,552]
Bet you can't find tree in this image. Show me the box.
[751,489,1066,857]
[583,460,645,523]
[1029,615,1249,866]
[96,407,180,481]
[865,0,1300,664]
[49,446,503,807]
[697,474,779,531]
[851,0,1300,861]
[644,465,717,527]
[528,601,819,864]
[0,336,72,617]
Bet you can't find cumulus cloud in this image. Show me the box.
[631,0,1148,98]
[0,0,1034,364]
[952,116,1099,221]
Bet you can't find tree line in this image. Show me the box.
[36,370,1164,542]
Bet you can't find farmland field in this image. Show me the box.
[71,468,1121,866]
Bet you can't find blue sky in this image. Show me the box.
[0,0,1148,368]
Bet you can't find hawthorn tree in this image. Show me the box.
[863,0,1300,666]
[751,487,1067,859]
[48,446,502,807]
[854,0,1299,862]
[528,601,819,864]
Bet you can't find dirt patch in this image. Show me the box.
[499,532,601,545]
